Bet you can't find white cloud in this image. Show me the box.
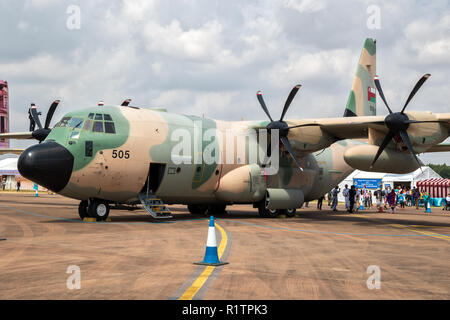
[266,49,354,88]
[283,0,327,13]
[143,19,224,61]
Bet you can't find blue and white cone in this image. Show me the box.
[426,201,432,213]
[194,216,228,266]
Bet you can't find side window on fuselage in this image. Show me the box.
[85,141,93,157]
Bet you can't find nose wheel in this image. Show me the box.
[78,200,89,220]
[79,199,110,221]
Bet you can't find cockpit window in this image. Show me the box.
[95,113,103,120]
[93,121,103,132]
[105,122,115,134]
[55,117,71,127]
[68,117,84,129]
[104,114,113,121]
[83,120,92,131]
[88,113,94,119]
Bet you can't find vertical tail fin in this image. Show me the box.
[344,38,377,117]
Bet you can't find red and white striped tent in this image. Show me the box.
[416,178,450,198]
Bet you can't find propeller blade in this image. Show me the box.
[31,107,43,130]
[121,99,131,106]
[256,91,274,122]
[280,136,303,171]
[398,130,422,171]
[280,84,301,122]
[374,76,393,114]
[370,130,395,169]
[44,100,60,129]
[400,74,431,114]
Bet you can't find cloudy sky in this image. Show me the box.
[1,0,449,164]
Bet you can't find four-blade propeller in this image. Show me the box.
[370,74,432,170]
[256,85,307,171]
[30,100,60,143]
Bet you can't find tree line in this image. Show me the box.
[428,163,450,178]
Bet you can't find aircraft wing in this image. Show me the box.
[287,113,450,140]
[287,115,387,139]
[0,132,33,139]
[424,143,450,153]
[278,112,450,159]
[0,148,24,155]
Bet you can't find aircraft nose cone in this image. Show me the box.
[18,142,74,192]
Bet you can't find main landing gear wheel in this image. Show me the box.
[88,199,110,221]
[208,204,227,215]
[284,208,296,218]
[187,204,208,215]
[78,200,89,220]
[258,202,279,218]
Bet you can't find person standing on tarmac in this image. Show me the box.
[348,185,356,213]
[331,186,340,211]
[342,185,350,211]
[413,188,420,209]
[317,195,324,210]
[387,189,396,213]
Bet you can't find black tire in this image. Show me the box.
[187,204,208,215]
[88,199,110,221]
[208,204,227,215]
[78,200,89,220]
[258,202,279,218]
[285,208,296,217]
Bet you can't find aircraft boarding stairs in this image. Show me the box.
[138,193,173,219]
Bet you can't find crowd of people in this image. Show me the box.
[324,184,448,214]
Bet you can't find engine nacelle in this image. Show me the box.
[344,145,420,174]
[215,164,266,203]
[265,188,304,210]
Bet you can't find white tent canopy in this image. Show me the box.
[0,157,19,175]
[337,166,442,202]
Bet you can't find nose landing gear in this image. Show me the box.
[78,199,110,221]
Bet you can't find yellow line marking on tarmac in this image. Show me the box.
[353,214,450,242]
[178,222,228,300]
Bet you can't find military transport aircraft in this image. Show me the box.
[1,38,449,220]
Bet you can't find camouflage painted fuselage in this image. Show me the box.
[46,105,359,205]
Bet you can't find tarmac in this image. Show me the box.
[0,192,449,299]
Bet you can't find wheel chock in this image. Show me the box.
[83,217,97,222]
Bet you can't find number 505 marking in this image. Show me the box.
[112,150,130,159]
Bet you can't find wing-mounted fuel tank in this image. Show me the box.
[214,164,266,203]
[344,144,420,174]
